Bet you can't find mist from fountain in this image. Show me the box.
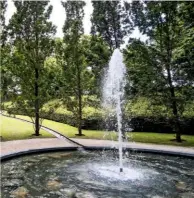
[102,48,126,172]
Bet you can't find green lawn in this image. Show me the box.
[15,115,114,139]
[12,115,194,147]
[1,114,194,147]
[0,115,54,141]
[131,133,194,147]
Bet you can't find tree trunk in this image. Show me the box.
[166,63,182,142]
[35,68,40,136]
[77,65,82,136]
[175,118,181,142]
[34,17,40,136]
[165,11,182,142]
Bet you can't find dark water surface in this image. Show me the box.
[1,151,194,198]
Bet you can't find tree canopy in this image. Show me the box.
[1,1,193,141]
[91,1,132,50]
[124,1,194,141]
[7,1,56,135]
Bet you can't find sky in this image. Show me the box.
[5,0,147,43]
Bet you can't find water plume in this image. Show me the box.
[102,48,126,172]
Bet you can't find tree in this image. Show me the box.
[0,0,10,103]
[0,0,8,141]
[61,1,86,136]
[91,1,132,50]
[174,2,194,84]
[80,35,111,96]
[44,55,63,98]
[124,1,194,142]
[0,0,7,45]
[8,1,56,136]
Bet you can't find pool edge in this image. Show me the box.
[1,146,194,162]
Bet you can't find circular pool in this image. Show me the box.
[1,150,194,198]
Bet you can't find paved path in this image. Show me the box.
[1,138,194,159]
[0,138,74,157]
[74,138,194,153]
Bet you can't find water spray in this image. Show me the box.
[102,48,126,173]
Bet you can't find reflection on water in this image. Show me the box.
[1,151,194,198]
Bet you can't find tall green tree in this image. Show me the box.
[91,1,131,50]
[0,0,10,103]
[8,1,56,135]
[61,1,86,136]
[124,1,194,142]
[0,1,16,107]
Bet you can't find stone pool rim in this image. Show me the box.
[1,146,194,162]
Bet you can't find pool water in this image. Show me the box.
[1,151,194,198]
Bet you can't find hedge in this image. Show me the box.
[4,107,194,135]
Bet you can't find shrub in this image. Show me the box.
[2,99,194,135]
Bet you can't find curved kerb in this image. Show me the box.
[1,146,194,162]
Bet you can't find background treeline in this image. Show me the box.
[4,98,194,135]
[1,1,194,141]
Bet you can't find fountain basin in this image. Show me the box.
[1,150,194,198]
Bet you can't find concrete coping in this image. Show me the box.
[1,145,194,162]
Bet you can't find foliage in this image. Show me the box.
[7,1,56,135]
[3,98,194,136]
[60,1,87,135]
[1,1,193,141]
[0,0,13,104]
[44,56,63,98]
[91,1,132,50]
[173,2,194,84]
[80,35,111,96]
[0,0,7,44]
[124,1,194,142]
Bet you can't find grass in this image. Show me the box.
[131,133,194,147]
[15,114,113,139]
[0,115,54,141]
[7,115,193,147]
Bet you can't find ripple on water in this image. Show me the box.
[1,151,194,198]
[89,164,144,181]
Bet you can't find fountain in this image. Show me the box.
[102,48,126,172]
[1,50,194,198]
[1,151,194,197]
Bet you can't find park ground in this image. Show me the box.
[1,114,194,147]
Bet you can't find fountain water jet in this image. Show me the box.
[102,48,126,172]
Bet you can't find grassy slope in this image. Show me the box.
[0,115,54,141]
[14,115,194,147]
